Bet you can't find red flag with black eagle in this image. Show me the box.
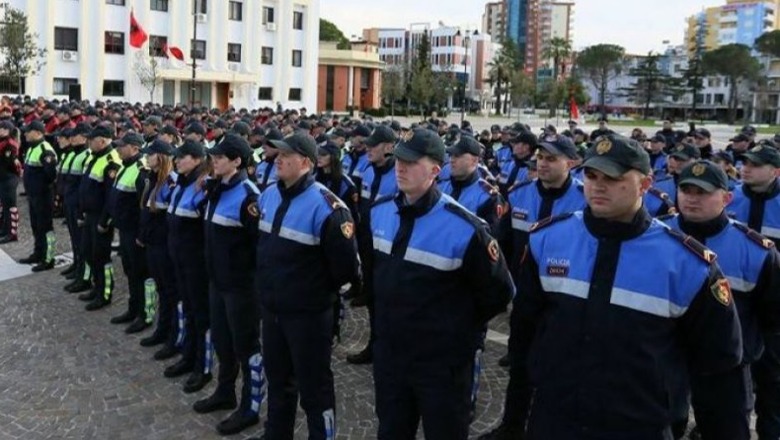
[129,10,148,48]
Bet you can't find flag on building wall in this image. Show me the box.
[129,10,148,48]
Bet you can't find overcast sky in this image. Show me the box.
[320,0,724,54]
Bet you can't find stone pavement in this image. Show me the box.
[0,198,512,439]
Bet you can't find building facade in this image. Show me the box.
[481,1,506,41]
[505,0,573,81]
[316,41,382,113]
[5,0,320,110]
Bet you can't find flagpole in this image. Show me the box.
[190,7,197,107]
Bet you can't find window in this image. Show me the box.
[104,31,125,54]
[258,87,273,100]
[106,0,125,4]
[149,35,167,57]
[0,76,22,94]
[228,43,241,62]
[151,0,168,11]
[292,50,302,67]
[191,39,206,60]
[53,78,78,95]
[54,27,78,51]
[103,80,125,97]
[262,6,274,24]
[261,46,273,65]
[293,11,303,30]
[193,0,207,14]
[229,1,243,21]
[288,88,301,101]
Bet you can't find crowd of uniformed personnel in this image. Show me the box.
[2,94,780,440]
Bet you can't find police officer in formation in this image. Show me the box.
[20,120,58,271]
[256,132,360,439]
[663,160,780,440]
[61,124,92,291]
[499,134,745,439]
[370,128,514,439]
[0,120,21,244]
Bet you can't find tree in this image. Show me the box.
[319,18,350,50]
[408,32,435,117]
[576,44,625,119]
[619,52,679,119]
[702,44,761,124]
[755,30,780,58]
[0,7,46,95]
[381,65,406,118]
[542,37,572,81]
[486,38,522,115]
[508,69,534,109]
[133,51,163,103]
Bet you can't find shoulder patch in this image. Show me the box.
[371,194,395,208]
[663,227,717,264]
[647,187,673,206]
[444,202,488,229]
[731,221,775,249]
[478,179,500,196]
[529,212,574,233]
[320,188,346,210]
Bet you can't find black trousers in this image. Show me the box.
[209,284,262,412]
[28,189,54,261]
[146,243,178,345]
[263,307,335,440]
[118,228,147,319]
[501,303,534,429]
[169,245,209,372]
[753,352,780,440]
[0,175,19,237]
[83,214,114,299]
[63,197,83,274]
[526,408,674,440]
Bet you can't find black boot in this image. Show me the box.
[0,235,17,244]
[346,345,373,365]
[77,288,99,301]
[31,261,55,272]
[85,296,111,311]
[140,332,167,347]
[110,310,136,325]
[216,409,260,436]
[498,353,510,368]
[125,317,151,334]
[68,280,93,294]
[60,263,77,276]
[477,423,525,440]
[64,270,79,280]
[163,359,194,378]
[153,344,178,361]
[193,389,236,414]
[183,371,212,394]
[18,254,40,264]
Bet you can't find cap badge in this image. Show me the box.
[676,145,685,152]
[691,164,706,176]
[401,130,414,143]
[595,139,612,155]
[753,145,764,152]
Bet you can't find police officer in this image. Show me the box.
[207,119,228,149]
[654,142,700,206]
[346,125,399,364]
[342,124,371,190]
[727,144,780,439]
[164,139,213,393]
[62,124,93,293]
[78,125,121,311]
[497,132,536,195]
[369,128,514,439]
[315,143,358,220]
[255,128,283,191]
[647,134,669,177]
[509,134,745,439]
[137,139,180,360]
[106,132,151,333]
[490,126,513,175]
[663,160,780,440]
[20,120,58,272]
[141,116,162,147]
[0,120,21,243]
[193,134,263,435]
[256,132,360,439]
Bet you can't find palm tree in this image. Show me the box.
[486,39,522,115]
[542,37,572,81]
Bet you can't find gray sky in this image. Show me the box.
[320,0,724,54]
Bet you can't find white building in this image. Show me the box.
[6,0,320,110]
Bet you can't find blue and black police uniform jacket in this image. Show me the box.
[61,143,88,210]
[256,173,360,314]
[502,176,585,274]
[494,143,513,172]
[370,186,515,365]
[439,170,503,232]
[644,187,675,217]
[204,170,260,292]
[653,173,679,205]
[342,149,370,190]
[167,165,207,252]
[513,208,743,432]
[649,151,668,178]
[106,153,147,231]
[139,171,176,246]
[78,146,121,225]
[728,179,780,246]
[497,155,530,195]
[255,157,278,192]
[664,212,780,364]
[315,170,358,221]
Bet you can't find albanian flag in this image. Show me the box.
[129,10,148,48]
[570,97,580,120]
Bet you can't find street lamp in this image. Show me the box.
[459,29,478,124]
